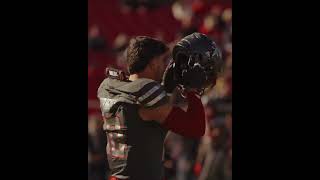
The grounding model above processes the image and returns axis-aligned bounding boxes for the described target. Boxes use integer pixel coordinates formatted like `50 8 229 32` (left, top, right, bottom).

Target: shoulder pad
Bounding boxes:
129 79 168 107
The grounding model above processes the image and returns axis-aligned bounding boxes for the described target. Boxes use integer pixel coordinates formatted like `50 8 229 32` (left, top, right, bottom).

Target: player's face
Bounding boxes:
153 51 170 82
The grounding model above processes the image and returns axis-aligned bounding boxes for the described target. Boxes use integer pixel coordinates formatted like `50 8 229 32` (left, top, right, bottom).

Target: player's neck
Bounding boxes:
129 72 154 81
129 74 139 81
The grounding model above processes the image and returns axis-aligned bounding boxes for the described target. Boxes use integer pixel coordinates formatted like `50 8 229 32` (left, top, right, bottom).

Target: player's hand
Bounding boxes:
178 86 203 98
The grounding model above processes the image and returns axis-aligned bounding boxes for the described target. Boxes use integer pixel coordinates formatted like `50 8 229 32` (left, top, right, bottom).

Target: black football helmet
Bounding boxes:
172 32 223 93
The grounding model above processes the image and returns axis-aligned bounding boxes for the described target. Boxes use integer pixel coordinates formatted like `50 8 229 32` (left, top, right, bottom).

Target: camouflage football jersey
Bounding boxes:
97 77 169 180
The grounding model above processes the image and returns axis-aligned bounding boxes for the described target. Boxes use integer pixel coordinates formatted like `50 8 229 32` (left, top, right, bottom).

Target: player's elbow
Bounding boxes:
185 130 204 139
191 122 205 138
198 124 206 137
162 107 206 139
182 117 205 139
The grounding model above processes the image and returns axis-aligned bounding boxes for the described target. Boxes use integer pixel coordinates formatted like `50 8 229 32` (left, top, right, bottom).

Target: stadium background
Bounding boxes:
88 0 232 180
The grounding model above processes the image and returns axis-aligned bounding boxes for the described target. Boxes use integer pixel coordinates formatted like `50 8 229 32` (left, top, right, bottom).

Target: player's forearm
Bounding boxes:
162 92 205 138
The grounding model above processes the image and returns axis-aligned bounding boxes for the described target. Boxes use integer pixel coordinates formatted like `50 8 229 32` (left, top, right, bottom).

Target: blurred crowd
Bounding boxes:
88 0 232 180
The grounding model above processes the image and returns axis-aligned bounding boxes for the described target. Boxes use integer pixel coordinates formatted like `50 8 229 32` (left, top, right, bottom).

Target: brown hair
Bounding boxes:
126 36 168 74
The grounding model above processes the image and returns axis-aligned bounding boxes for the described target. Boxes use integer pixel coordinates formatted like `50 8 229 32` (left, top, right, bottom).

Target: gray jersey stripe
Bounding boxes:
139 85 164 105
138 85 160 102
115 175 129 179
145 91 166 107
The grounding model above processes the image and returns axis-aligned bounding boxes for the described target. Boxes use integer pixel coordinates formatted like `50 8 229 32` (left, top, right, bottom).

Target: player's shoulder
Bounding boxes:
97 77 129 97
132 78 161 93
131 78 168 108
98 77 168 107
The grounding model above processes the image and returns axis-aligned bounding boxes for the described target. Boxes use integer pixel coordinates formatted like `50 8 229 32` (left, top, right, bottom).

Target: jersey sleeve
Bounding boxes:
134 81 169 108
